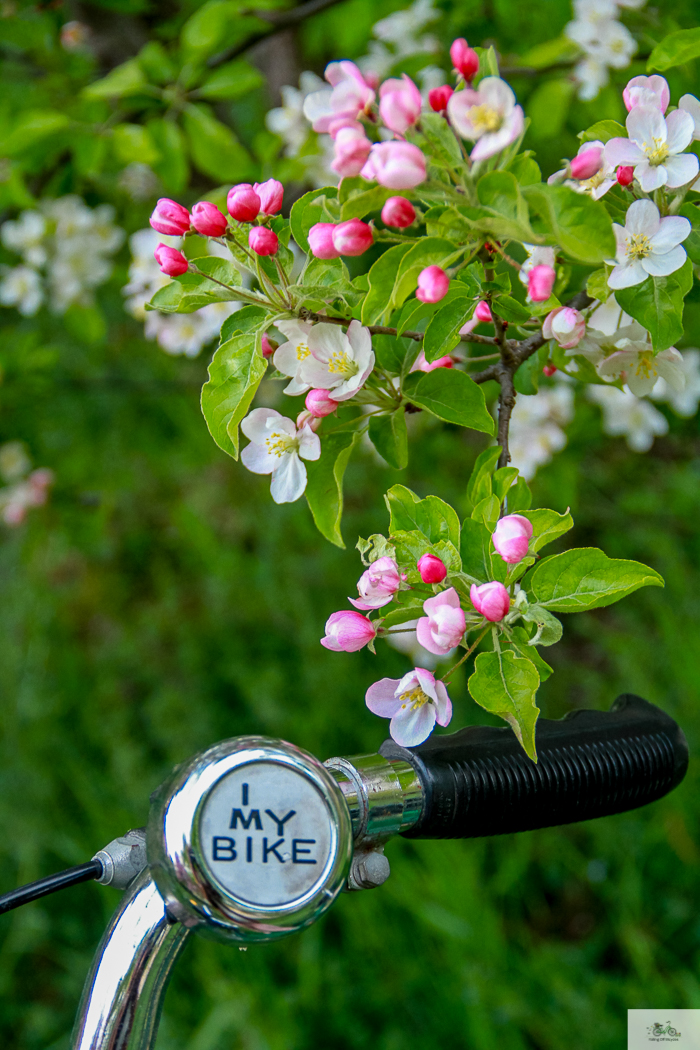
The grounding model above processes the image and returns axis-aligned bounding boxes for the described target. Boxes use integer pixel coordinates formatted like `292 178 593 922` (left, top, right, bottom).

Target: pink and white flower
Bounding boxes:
470 581 510 622
379 75 423 135
623 75 670 114
411 351 454 372
361 142 427 189
492 515 533 564
608 199 690 290
605 107 699 193
303 60 375 133
150 198 191 236
447 77 525 161
542 306 586 349
528 265 555 303
381 197 416 228
519 244 556 289
273 319 315 395
365 667 452 746
596 324 685 397
331 125 373 178
549 140 615 199
679 95 700 141
416 265 449 303
305 388 339 417
240 407 320 503
349 555 402 610
300 319 375 401
321 610 377 652
416 587 466 656
254 179 284 215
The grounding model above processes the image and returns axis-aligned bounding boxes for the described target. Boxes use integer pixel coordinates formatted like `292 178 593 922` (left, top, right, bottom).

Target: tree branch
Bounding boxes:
208 0 347 67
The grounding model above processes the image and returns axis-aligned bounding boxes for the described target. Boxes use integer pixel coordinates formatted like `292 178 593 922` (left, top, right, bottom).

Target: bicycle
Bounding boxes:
0 694 688 1050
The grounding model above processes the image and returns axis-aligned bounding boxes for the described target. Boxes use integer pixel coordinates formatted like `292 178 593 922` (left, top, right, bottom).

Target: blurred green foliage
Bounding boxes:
3 0 700 1047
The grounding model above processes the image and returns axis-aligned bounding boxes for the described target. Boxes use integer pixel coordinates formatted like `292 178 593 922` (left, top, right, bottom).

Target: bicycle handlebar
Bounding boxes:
0 694 686 1050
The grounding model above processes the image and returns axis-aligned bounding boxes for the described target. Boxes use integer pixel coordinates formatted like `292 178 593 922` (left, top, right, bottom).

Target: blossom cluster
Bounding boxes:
0 197 124 316
566 0 645 101
0 442 53 527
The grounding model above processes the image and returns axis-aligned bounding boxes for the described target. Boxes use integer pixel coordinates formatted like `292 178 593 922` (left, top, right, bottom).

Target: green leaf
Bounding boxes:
423 298 473 362
219 304 270 343
615 258 693 352
386 485 460 548
508 627 554 679
391 531 461 581
519 605 563 647
522 508 574 552
305 431 361 548
468 650 540 762
391 238 462 312
492 466 519 502
340 183 395 221
3 110 70 156
396 298 439 336
200 331 267 460
513 348 546 395
362 244 414 325
148 120 188 193
192 255 242 292
83 59 147 99
586 267 612 303
112 123 160 166
466 445 501 510
520 36 580 69
526 79 575 141
679 204 700 265
523 183 615 264
471 495 500 528
473 171 536 241
368 410 408 469
181 0 267 57
578 120 626 144
505 153 542 186
194 59 264 100
648 27 700 71
419 111 462 164
526 547 664 612
493 295 531 324
402 370 495 434
459 517 506 583
183 103 253 183
508 475 532 513
138 41 176 84
380 600 427 629
289 187 338 252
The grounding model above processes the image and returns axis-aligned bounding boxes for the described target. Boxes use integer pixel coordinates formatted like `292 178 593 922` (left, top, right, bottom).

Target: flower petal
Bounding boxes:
607 260 648 289
665 108 695 154
307 322 349 364
416 617 453 656
625 198 660 237
643 244 687 277
389 703 436 747
240 441 276 474
366 678 403 717
648 216 691 254
626 105 666 149
480 76 516 112
434 681 453 727
297 426 321 461
635 162 667 193
663 153 699 189
241 407 283 442
471 108 524 160
414 667 438 703
270 454 307 503
605 137 644 167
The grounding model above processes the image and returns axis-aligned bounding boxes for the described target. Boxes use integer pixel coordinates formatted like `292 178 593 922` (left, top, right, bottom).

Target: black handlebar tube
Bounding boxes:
380 695 688 839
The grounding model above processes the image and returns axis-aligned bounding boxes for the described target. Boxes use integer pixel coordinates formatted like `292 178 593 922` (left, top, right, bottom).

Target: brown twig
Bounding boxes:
299 309 499 346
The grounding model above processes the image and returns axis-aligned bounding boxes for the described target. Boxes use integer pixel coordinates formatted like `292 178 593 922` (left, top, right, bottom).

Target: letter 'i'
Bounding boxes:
242 784 249 805
246 836 253 862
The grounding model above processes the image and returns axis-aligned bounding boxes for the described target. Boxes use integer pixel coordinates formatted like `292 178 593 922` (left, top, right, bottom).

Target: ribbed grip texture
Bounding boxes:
379 695 688 839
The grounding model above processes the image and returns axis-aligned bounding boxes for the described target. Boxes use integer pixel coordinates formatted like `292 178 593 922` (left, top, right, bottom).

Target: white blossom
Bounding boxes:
240 408 320 503
1 211 47 267
605 107 698 193
0 265 44 316
651 348 700 417
508 383 575 479
566 0 646 101
266 72 325 157
597 336 684 397
273 319 315 395
447 78 525 161
588 384 668 451
608 199 690 290
300 320 375 400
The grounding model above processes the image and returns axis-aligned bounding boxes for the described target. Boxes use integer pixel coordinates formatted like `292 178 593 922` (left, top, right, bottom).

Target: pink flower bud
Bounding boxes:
332 218 373 257
331 125 372 178
475 300 492 323
248 226 279 256
305 388 339 417
492 514 533 565
470 581 510 622
617 165 634 187
254 178 284 215
296 409 321 431
381 196 416 228
570 146 603 181
428 85 454 112
416 265 449 304
308 222 340 259
417 553 447 583
543 364 557 377
450 38 480 80
412 351 454 372
227 183 261 222
154 244 189 276
622 75 670 114
349 556 402 611
149 198 191 236
379 74 423 135
261 333 277 358
191 201 228 237
528 264 555 303
416 587 466 655
542 305 585 349
361 141 427 189
321 610 377 652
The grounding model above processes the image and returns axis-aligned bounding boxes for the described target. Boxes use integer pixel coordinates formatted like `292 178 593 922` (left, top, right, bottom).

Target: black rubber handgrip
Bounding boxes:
379 695 688 839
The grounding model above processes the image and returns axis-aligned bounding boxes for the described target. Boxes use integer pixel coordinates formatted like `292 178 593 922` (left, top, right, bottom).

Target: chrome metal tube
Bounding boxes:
71 869 189 1050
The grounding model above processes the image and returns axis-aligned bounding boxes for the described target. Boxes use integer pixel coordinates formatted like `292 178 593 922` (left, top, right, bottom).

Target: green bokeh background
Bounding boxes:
3 0 700 1047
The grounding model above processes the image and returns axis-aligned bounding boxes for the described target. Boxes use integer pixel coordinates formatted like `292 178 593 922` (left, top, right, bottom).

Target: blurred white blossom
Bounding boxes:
508 383 575 479
651 348 700 417
588 384 668 451
0 196 124 315
566 0 643 100
123 228 240 358
359 0 440 78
